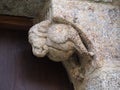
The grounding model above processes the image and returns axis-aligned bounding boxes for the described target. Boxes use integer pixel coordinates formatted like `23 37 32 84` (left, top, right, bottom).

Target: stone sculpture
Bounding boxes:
0 0 119 90
28 17 95 90
28 0 120 90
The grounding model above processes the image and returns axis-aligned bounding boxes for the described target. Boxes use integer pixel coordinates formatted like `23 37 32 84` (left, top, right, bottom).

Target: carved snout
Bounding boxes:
28 22 49 57
32 43 48 57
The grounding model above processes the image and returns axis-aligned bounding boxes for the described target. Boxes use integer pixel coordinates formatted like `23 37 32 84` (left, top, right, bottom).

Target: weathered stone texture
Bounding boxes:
50 0 120 66
85 68 120 90
0 0 48 17
44 0 120 90
27 0 120 90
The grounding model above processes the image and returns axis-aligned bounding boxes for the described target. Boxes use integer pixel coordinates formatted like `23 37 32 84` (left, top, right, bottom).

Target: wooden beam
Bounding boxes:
0 15 33 31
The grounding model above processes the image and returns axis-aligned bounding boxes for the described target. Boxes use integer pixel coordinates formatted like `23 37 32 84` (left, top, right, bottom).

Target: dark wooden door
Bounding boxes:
0 16 73 90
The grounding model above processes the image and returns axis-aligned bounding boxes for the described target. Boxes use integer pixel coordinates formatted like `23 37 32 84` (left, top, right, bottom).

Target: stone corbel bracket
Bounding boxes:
28 17 95 88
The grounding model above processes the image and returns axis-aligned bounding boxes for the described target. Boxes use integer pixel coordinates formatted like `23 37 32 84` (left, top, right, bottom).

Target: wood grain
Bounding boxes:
0 16 74 90
0 15 33 30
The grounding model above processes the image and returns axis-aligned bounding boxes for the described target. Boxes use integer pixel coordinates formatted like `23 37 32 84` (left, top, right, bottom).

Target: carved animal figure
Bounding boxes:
28 19 94 84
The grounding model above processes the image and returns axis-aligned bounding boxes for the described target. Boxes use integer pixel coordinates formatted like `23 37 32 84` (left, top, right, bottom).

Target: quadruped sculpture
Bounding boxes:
28 17 95 90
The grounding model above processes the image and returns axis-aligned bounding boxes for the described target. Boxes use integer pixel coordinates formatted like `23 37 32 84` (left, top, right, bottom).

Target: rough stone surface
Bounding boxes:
50 0 120 65
0 0 48 17
47 0 120 90
85 67 120 90
28 0 120 90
